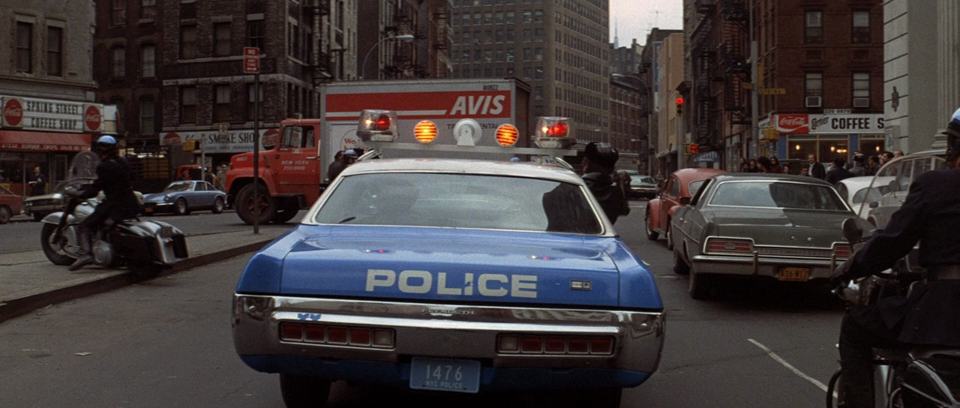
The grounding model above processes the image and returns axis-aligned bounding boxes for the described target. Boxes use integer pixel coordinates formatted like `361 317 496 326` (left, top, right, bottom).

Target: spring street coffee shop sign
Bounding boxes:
1 96 103 133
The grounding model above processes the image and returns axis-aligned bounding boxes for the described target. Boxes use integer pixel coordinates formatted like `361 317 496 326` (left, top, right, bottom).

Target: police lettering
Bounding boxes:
365 269 538 298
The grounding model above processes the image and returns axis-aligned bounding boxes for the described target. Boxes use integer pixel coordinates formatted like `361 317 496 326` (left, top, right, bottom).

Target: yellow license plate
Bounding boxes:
778 267 811 282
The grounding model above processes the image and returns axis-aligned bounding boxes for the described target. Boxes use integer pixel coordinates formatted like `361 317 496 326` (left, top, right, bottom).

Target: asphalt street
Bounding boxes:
0 211 302 254
0 201 844 408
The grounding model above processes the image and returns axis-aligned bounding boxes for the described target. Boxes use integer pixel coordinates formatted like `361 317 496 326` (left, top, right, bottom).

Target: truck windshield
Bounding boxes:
314 173 603 234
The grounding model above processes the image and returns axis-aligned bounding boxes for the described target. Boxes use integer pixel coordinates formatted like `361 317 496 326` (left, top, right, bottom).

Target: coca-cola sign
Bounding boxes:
83 104 102 132
776 114 810 134
0 95 105 133
2 97 24 128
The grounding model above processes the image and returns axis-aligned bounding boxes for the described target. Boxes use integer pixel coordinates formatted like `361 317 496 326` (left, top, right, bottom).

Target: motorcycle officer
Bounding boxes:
581 142 629 223
67 135 142 271
832 108 960 407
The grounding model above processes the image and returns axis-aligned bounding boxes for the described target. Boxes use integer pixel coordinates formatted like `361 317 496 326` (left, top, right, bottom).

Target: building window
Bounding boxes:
805 11 823 44
805 72 823 107
247 83 262 121
180 87 197 124
852 11 870 44
214 85 232 122
111 47 125 78
246 18 265 51
853 72 870 107
141 45 156 78
141 0 157 19
140 98 155 135
214 22 232 57
16 22 32 73
180 24 198 59
111 0 126 26
46 26 62 76
288 22 300 58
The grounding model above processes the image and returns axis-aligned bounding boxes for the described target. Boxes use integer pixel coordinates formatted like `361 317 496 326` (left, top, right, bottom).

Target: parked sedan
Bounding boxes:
0 185 23 224
143 180 226 215
670 174 858 299
23 181 68 221
836 176 893 221
628 175 658 199
645 168 725 248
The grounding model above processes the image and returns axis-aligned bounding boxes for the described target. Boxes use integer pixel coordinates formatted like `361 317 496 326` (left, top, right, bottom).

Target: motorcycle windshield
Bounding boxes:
66 151 100 189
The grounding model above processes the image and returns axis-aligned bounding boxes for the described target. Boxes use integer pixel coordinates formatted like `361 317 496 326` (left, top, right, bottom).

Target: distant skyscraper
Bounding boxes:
450 0 610 143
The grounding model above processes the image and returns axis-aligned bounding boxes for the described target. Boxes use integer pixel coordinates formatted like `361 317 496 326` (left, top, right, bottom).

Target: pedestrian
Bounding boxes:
804 154 826 179
894 150 904 158
866 155 881 176
849 153 867 177
768 156 785 174
756 157 772 173
580 142 629 223
327 149 357 182
880 151 895 166
739 158 750 172
826 157 854 185
28 165 46 196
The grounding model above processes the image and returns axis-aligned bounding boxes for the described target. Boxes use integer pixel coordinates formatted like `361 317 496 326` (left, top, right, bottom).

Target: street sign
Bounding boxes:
759 88 787 96
243 47 261 74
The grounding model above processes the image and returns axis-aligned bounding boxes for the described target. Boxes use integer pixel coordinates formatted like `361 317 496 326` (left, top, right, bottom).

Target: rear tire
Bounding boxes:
212 197 225 214
0 205 11 224
673 247 690 275
279 374 330 408
645 211 659 241
689 269 712 300
235 183 275 225
41 223 76 265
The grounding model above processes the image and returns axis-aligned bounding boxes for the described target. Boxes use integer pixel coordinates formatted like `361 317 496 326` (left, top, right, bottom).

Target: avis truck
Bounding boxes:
224 78 532 225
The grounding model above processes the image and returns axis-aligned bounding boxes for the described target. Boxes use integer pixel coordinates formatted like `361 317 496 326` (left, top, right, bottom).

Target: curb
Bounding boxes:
0 238 274 323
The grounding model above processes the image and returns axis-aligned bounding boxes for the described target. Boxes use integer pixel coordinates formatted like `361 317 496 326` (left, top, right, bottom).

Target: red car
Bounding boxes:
645 168 725 248
0 185 23 224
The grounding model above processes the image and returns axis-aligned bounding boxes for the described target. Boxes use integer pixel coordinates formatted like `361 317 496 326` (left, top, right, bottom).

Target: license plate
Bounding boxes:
409 358 481 394
778 267 811 282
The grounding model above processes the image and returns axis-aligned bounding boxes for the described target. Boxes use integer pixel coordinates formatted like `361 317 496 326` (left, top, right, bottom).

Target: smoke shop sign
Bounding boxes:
0 96 103 133
162 129 269 154
774 113 884 135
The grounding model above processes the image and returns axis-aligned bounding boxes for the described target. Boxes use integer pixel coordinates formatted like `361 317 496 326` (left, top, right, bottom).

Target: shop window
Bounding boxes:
820 139 848 165
860 138 884 156
789 139 817 161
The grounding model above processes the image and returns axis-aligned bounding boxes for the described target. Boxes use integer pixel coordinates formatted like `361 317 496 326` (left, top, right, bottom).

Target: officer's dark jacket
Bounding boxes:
81 157 140 210
849 168 960 346
582 171 628 224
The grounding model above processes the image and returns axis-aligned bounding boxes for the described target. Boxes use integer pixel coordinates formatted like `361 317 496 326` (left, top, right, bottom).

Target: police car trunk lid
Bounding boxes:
279 226 621 308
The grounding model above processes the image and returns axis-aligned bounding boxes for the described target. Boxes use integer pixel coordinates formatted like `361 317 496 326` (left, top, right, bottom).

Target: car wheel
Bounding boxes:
235 183 275 226
279 374 330 408
0 206 11 224
175 198 190 216
41 223 76 265
645 211 659 241
272 200 300 224
212 197 225 214
673 246 690 275
689 269 712 300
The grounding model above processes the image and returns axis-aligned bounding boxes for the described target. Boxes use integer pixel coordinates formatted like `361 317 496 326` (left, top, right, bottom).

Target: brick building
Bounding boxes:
639 28 682 175
357 0 452 80
609 74 645 171
1 0 104 195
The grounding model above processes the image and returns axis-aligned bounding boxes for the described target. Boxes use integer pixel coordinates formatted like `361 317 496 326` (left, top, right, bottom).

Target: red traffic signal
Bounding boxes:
675 97 685 115
687 144 700 155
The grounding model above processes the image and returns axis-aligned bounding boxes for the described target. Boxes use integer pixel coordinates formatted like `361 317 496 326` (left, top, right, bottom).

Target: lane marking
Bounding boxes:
747 338 829 393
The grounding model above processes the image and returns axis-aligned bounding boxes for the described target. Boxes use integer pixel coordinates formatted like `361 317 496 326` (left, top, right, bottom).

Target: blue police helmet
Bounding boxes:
948 108 960 160
96 135 118 146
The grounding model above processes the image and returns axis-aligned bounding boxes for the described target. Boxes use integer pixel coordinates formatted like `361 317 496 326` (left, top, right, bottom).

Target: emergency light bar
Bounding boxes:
357 110 399 142
534 117 574 149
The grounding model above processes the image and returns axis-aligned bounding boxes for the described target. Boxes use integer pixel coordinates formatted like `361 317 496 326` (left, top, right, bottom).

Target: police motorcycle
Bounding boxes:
826 218 960 408
40 151 189 275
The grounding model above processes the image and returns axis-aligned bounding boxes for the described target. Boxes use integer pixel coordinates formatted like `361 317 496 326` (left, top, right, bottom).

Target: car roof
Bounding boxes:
339 158 584 185
713 173 833 185
672 167 725 182
838 176 875 188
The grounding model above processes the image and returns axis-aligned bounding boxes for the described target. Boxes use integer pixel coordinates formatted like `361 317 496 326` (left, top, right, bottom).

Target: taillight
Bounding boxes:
279 322 394 349
706 238 754 255
834 244 851 258
497 334 615 356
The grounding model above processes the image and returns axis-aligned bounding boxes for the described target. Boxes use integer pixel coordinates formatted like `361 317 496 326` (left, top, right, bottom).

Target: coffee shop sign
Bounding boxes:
1 96 103 133
162 129 270 154
774 113 884 135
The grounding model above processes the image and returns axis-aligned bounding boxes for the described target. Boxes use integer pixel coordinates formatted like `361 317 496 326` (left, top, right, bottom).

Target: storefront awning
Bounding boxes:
0 130 90 152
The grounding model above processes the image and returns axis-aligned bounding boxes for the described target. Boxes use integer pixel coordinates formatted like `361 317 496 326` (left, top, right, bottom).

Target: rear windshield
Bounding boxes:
314 173 603 234
709 181 847 211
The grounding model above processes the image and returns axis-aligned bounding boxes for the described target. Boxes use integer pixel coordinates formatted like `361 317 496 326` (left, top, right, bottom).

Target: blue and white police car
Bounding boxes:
232 113 664 407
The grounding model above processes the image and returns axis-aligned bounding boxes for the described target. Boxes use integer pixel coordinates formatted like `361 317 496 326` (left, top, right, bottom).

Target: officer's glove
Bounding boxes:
830 260 853 288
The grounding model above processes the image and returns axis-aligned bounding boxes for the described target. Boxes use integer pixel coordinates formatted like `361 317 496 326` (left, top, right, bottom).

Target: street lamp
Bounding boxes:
360 34 416 80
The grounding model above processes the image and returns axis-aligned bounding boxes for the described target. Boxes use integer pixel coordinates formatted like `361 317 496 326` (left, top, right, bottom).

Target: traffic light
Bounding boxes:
675 97 685 115
687 144 700 155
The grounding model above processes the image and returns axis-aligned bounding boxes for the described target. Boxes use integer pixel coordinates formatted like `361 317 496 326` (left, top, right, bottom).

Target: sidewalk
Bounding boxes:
0 228 289 322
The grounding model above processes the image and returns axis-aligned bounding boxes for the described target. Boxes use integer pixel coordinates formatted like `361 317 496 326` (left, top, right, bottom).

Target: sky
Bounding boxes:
609 0 684 47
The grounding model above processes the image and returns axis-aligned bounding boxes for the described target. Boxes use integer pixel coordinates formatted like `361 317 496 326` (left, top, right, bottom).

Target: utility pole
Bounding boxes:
244 47 262 234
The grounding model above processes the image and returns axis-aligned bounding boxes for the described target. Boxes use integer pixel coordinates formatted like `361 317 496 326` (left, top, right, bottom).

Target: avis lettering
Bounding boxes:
365 269 537 298
449 95 506 116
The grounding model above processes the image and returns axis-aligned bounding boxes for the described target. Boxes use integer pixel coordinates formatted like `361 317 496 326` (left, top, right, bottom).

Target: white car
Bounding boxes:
835 176 892 221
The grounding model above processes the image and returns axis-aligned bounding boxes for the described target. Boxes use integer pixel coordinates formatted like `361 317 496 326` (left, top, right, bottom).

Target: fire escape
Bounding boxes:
692 0 719 148
384 6 418 79
306 0 332 84
718 0 750 126
433 2 453 78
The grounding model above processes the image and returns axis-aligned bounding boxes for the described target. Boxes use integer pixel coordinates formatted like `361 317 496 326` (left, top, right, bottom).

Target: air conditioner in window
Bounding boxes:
805 95 823 108
853 97 870 108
